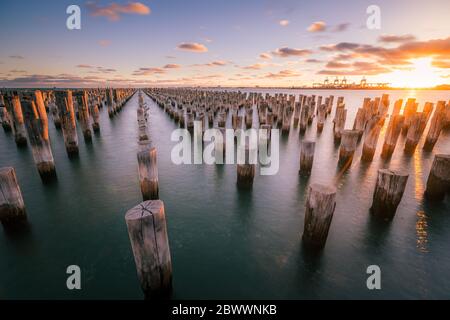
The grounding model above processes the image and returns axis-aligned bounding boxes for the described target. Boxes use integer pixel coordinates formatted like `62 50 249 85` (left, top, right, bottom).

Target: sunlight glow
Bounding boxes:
388 58 443 88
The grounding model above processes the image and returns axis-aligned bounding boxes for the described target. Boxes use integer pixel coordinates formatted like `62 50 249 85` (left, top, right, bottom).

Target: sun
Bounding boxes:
387 58 443 88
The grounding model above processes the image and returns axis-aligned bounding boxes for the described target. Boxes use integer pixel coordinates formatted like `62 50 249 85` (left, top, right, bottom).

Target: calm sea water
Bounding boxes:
0 89 449 299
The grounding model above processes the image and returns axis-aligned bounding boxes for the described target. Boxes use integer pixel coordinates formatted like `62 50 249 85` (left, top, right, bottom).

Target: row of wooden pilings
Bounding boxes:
123 90 172 299
0 88 135 228
130 88 450 258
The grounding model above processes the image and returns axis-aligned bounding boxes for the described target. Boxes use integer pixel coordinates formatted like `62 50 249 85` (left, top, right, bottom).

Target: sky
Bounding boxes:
0 0 449 88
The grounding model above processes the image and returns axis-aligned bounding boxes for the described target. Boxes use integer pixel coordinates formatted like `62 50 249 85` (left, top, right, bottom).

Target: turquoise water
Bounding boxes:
0 89 449 299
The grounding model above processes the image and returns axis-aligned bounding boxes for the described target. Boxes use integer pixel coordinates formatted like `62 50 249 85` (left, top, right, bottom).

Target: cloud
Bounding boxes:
332 23 350 32
272 47 312 57
279 20 289 26
9 55 24 59
166 55 176 59
98 39 112 47
318 61 390 76
192 60 229 67
242 63 264 70
325 61 350 68
9 69 27 73
378 34 416 43
264 69 300 78
0 74 105 87
307 21 326 32
305 59 323 63
432 60 450 68
133 67 166 76
177 42 208 52
163 64 181 69
319 37 450 68
97 67 117 73
259 53 272 60
76 64 95 68
87 1 151 21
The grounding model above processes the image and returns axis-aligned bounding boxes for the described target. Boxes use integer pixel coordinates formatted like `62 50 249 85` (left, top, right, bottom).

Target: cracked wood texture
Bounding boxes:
0 167 27 225
125 200 172 299
425 154 450 201
302 183 337 249
370 169 409 220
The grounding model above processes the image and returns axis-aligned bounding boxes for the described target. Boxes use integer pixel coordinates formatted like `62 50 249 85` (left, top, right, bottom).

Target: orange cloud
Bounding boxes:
307 21 326 32
279 20 289 26
259 53 272 60
177 42 208 52
87 2 151 22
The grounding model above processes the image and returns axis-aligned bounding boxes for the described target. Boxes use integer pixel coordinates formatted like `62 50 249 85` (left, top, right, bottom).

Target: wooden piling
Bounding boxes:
333 105 346 142
302 183 336 249
316 104 327 133
21 92 56 181
137 147 159 201
6 93 27 146
55 90 79 157
404 112 427 154
361 117 382 161
0 94 12 131
381 114 404 158
125 200 172 299
338 130 359 167
237 144 256 187
423 101 446 151
424 154 450 201
75 91 92 141
0 167 27 226
299 141 315 175
370 169 409 220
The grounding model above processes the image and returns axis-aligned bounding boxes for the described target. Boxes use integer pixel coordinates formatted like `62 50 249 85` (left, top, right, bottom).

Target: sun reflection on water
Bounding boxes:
416 211 429 253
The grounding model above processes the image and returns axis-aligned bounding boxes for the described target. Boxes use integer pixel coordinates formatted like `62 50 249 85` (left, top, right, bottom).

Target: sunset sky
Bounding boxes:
0 0 449 88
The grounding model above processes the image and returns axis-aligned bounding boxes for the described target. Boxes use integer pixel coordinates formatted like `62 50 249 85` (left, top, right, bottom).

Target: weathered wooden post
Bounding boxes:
137 147 159 201
74 91 92 141
423 101 446 151
361 117 382 161
48 94 62 129
245 108 253 129
6 93 27 146
424 154 450 201
90 94 101 132
55 90 79 157
370 169 409 220
237 144 256 187
333 105 346 142
402 98 418 133
106 88 115 117
0 94 12 131
302 183 336 249
0 167 27 226
381 114 404 158
316 104 327 133
293 102 300 127
299 141 315 175
404 112 427 154
299 104 309 134
352 108 366 139
338 130 359 167
125 200 172 299
21 92 56 182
